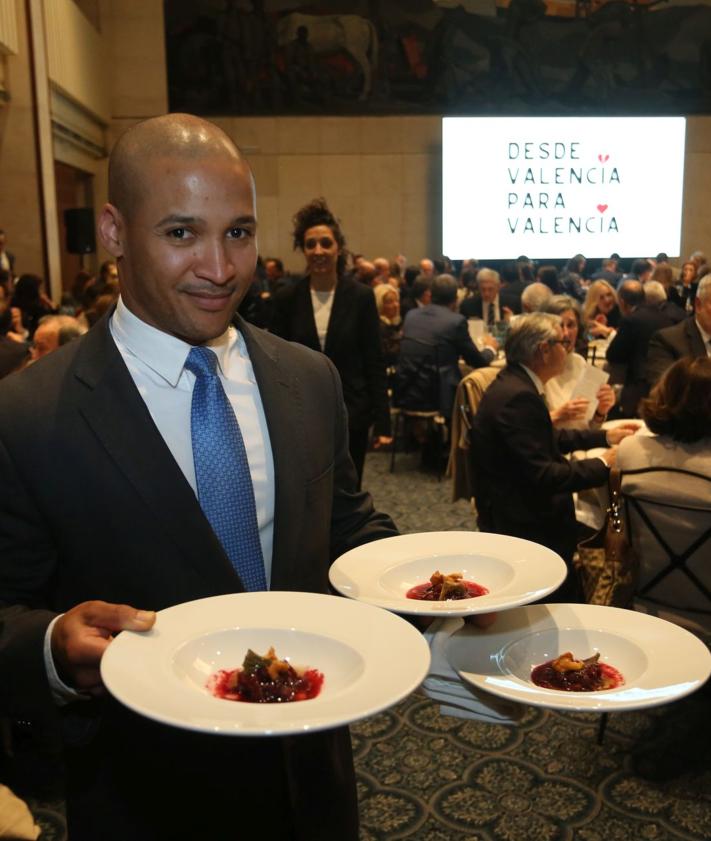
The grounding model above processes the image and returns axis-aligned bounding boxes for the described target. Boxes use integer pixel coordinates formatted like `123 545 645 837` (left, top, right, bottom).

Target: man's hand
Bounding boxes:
601 447 618 467
51 601 156 696
588 320 614 339
595 383 615 416
502 306 514 323
550 398 589 425
372 435 393 450
605 423 640 445
482 334 498 351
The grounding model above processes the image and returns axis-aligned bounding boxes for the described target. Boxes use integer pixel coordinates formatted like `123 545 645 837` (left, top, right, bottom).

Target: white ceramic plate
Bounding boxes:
100 591 430 736
329 532 567 617
602 419 650 435
446 603 711 712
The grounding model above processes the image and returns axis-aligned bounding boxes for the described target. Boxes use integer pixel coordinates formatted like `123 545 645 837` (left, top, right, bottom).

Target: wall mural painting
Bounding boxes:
164 0 711 116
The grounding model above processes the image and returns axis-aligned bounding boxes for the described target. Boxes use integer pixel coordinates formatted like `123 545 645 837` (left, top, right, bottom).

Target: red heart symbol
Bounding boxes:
598 154 609 162
597 204 608 213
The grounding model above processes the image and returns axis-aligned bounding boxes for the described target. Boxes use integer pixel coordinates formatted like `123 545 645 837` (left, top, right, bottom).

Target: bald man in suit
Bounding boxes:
0 114 396 841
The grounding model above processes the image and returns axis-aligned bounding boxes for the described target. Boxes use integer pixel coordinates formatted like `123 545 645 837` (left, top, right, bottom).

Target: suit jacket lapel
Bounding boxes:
238 319 307 588
73 313 314 593
73 316 239 591
294 278 320 350
688 319 707 357
508 363 540 396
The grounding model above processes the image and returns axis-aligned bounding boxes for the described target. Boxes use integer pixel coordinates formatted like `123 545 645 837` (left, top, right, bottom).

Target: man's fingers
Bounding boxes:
51 602 156 690
603 447 617 466
81 601 156 633
71 666 104 693
607 426 637 445
60 633 113 665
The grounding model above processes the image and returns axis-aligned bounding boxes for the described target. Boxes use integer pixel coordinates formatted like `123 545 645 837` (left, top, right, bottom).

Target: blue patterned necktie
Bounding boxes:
184 346 267 591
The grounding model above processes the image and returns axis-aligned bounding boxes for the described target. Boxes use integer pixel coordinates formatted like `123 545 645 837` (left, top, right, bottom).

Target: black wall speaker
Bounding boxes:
64 208 96 254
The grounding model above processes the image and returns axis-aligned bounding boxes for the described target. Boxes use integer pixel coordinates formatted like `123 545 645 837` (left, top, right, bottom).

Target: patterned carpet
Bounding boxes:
2 450 710 840
355 451 711 841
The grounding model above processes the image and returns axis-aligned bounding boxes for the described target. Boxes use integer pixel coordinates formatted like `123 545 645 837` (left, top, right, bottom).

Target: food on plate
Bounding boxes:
406 570 488 601
208 646 324 703
531 651 624 692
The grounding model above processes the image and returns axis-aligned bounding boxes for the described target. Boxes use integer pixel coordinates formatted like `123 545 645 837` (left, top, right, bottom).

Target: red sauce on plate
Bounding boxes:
207 648 324 703
531 654 624 692
209 666 324 703
406 580 488 601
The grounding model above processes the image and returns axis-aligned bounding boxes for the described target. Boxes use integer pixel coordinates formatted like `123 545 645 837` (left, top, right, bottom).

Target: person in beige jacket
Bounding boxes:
618 356 711 638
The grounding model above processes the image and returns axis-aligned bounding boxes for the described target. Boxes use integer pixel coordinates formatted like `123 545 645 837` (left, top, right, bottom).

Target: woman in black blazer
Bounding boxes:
271 199 391 487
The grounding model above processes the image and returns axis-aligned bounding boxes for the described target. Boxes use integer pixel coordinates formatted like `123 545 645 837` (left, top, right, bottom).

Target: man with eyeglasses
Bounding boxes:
470 313 637 600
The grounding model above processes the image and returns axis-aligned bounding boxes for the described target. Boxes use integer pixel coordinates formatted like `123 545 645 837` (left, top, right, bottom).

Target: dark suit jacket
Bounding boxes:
271 275 390 435
470 365 608 564
399 293 424 320
645 317 708 387
0 336 28 379
399 303 494 418
0 313 397 841
606 302 686 416
459 289 521 319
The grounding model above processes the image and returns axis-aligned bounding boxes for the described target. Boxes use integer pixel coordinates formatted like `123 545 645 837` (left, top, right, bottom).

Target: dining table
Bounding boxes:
573 419 651 530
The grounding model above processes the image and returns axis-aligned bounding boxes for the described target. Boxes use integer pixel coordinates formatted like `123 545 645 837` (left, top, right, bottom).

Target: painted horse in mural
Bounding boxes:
277 13 378 100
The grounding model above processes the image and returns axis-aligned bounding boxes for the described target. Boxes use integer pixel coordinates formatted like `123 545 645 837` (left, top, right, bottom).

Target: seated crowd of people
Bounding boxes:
4 116 711 841
0 233 122 378
2 217 710 638
241 237 711 635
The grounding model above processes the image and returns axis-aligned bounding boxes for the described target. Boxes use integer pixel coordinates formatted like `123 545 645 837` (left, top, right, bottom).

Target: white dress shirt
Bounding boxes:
695 318 711 357
45 297 275 702
310 287 335 351
520 364 545 397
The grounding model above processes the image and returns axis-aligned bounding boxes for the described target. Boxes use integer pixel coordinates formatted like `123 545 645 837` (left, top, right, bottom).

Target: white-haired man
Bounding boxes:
460 268 520 323
646 274 711 385
520 281 553 313
470 313 635 599
30 314 86 361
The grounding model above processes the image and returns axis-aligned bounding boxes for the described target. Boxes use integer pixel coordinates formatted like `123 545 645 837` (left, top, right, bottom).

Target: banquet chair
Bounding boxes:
596 466 711 748
620 467 711 638
390 337 447 475
448 366 498 503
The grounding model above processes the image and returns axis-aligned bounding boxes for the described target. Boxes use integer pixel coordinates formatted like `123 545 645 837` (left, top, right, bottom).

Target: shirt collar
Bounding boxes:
520 363 545 397
695 317 711 347
111 296 240 386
